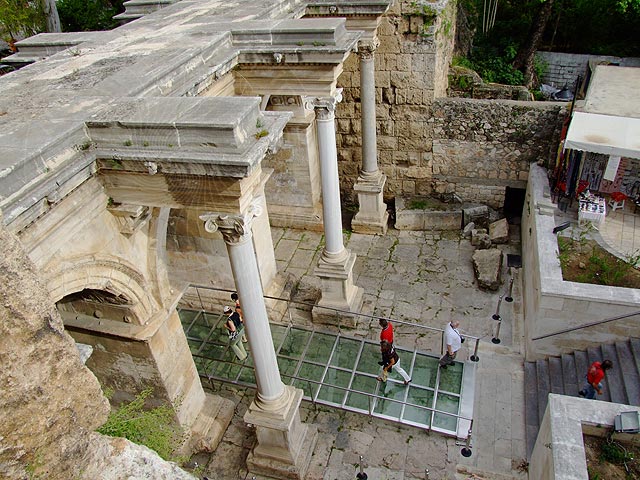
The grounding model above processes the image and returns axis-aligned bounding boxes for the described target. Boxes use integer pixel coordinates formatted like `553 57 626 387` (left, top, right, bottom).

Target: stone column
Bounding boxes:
304 90 364 325
352 39 389 234
199 200 317 480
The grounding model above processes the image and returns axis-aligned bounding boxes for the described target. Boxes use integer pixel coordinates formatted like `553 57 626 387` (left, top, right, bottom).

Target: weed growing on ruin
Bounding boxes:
557 234 640 288
97 387 185 461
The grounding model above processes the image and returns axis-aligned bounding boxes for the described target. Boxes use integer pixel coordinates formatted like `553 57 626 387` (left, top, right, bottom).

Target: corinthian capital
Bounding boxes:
199 200 263 245
303 89 343 121
358 38 380 60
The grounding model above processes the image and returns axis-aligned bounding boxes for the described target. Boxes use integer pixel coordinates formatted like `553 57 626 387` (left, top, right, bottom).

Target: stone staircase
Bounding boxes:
524 338 640 459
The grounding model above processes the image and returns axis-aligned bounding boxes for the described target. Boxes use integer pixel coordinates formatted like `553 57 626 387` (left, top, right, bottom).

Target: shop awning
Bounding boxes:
564 111 640 160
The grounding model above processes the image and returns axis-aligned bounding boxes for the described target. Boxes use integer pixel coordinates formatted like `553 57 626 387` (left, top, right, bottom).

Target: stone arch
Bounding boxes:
45 254 158 325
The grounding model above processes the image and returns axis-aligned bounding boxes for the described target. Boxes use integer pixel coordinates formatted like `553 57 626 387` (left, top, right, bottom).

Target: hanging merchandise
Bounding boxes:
603 156 621 182
579 152 606 191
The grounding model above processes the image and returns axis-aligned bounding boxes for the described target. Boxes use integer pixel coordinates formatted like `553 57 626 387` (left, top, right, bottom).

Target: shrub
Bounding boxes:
97 388 185 461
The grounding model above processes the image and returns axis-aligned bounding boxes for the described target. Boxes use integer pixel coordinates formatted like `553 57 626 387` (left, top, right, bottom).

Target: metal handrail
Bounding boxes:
531 309 640 341
187 284 481 360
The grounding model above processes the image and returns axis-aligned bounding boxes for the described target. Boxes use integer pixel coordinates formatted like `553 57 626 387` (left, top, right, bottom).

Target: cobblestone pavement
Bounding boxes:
189 226 528 480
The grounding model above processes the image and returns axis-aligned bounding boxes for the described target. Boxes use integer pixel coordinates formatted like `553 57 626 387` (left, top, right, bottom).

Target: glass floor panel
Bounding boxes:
178 308 472 436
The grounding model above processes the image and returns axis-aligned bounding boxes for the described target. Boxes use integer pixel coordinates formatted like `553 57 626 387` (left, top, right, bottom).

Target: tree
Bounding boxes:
44 0 61 33
512 0 555 88
57 0 125 32
0 0 45 49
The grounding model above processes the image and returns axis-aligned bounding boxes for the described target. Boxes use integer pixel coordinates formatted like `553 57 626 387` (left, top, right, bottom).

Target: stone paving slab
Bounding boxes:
188 226 529 480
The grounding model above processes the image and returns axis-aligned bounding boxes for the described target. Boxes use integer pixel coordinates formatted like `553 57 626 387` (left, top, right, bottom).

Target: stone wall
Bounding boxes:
536 51 640 88
336 0 457 203
431 98 567 207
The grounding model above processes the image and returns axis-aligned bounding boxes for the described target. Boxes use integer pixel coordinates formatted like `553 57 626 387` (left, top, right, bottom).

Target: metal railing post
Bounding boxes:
470 338 480 362
492 318 502 344
195 285 205 311
492 294 503 321
456 419 473 457
505 277 514 303
356 455 368 479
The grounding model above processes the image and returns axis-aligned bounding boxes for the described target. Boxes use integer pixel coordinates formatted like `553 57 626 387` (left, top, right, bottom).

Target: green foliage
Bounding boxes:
460 0 640 64
57 0 124 32
577 248 627 285
408 199 429 210
599 440 633 464
556 235 572 270
455 75 471 89
97 388 185 461
452 56 474 69
558 227 639 287
587 467 601 480
255 129 269 139
0 0 46 42
467 43 525 85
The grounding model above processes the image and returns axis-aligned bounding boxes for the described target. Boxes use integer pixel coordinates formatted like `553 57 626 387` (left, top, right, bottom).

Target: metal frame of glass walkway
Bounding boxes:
178 292 476 440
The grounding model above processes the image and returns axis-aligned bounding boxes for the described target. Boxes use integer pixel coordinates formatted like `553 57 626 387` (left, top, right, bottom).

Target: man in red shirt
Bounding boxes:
579 359 613 399
378 319 394 366
379 318 393 344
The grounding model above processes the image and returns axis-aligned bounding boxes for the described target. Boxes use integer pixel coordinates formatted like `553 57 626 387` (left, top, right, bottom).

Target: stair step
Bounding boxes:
601 343 626 404
548 356 564 394
561 353 578 397
616 340 640 406
574 350 589 394
630 338 640 377
536 360 551 423
524 361 539 460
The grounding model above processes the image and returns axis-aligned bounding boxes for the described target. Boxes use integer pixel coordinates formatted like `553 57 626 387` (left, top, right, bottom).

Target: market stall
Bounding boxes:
555 65 640 207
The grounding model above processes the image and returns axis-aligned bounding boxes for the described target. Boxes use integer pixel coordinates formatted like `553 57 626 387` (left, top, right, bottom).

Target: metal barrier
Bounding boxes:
186 283 482 363
196 355 473 437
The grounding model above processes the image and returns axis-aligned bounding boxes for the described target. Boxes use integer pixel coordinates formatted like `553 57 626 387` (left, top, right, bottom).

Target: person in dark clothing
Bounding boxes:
223 305 243 340
377 340 411 385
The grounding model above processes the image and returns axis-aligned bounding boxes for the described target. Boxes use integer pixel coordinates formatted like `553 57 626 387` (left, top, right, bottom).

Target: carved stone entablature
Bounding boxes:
303 89 343 120
268 96 302 108
107 203 151 237
199 199 263 245
358 38 380 59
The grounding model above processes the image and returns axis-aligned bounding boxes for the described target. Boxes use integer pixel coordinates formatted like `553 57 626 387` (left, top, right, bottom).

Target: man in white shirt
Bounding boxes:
439 320 463 369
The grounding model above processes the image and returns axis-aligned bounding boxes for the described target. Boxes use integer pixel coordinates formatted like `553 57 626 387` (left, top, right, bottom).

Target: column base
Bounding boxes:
244 386 318 480
312 250 364 328
352 172 388 235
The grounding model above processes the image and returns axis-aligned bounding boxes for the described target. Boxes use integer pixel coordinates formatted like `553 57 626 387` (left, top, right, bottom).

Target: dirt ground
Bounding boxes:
584 435 640 479
559 239 640 288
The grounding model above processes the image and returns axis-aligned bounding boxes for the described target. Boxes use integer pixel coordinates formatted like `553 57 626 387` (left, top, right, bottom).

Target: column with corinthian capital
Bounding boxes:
352 40 389 234
304 91 364 326
199 201 317 479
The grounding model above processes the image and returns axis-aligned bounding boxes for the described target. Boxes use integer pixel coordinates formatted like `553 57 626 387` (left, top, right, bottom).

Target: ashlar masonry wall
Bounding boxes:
336 0 457 203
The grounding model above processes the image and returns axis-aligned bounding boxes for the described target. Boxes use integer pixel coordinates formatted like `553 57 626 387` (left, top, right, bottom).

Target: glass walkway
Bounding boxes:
179 308 475 438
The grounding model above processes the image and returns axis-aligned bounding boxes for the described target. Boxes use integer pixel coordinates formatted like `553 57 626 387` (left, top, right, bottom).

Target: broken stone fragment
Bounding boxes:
472 248 503 291
489 218 509 244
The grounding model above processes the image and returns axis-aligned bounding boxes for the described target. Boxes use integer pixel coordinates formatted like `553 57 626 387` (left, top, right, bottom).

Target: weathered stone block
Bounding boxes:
472 248 503 290
463 205 489 229
489 218 510 244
